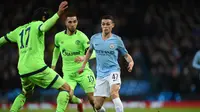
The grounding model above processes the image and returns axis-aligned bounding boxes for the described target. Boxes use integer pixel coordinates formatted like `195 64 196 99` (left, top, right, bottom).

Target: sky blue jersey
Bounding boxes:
90 33 128 78
192 51 200 69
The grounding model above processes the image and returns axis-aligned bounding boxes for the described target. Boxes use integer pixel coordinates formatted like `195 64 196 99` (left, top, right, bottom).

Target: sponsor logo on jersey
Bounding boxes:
95 50 114 55
62 49 80 56
110 44 115 49
75 40 80 45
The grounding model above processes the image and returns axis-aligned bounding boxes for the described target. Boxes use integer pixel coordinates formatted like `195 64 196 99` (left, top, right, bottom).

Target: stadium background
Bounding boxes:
1 0 200 111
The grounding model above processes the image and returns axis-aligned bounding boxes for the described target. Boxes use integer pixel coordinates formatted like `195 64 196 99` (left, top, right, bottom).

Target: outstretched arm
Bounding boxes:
39 1 68 32
0 36 8 47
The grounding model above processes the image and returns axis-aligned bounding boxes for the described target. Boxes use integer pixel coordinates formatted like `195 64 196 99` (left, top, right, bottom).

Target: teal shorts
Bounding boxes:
20 67 65 94
63 69 96 93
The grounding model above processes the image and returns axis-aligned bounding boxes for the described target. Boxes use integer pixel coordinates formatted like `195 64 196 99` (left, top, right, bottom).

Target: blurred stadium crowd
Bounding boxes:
1 0 200 102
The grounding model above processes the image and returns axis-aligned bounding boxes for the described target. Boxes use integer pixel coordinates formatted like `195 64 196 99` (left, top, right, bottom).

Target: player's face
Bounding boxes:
65 16 78 32
101 19 114 34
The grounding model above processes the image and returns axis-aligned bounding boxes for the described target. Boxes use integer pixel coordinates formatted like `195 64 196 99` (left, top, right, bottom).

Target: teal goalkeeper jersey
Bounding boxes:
6 21 46 75
53 30 90 72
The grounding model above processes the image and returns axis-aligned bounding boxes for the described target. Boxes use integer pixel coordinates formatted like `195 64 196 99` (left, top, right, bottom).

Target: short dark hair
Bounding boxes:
32 7 49 21
101 15 114 23
65 11 77 18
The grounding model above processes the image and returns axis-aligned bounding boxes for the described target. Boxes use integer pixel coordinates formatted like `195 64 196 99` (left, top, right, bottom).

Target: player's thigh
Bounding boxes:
78 69 96 93
29 67 65 89
94 78 110 97
20 77 35 96
107 72 121 97
108 71 121 88
63 72 77 91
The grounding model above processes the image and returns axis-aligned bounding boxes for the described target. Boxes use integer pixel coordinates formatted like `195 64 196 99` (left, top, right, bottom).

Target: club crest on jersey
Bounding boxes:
110 44 115 49
75 40 80 45
61 41 64 44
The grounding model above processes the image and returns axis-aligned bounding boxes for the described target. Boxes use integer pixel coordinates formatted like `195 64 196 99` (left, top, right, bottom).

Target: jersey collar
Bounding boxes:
64 30 77 35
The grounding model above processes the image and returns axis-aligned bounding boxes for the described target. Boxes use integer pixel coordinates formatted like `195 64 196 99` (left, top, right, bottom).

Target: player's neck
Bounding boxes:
102 32 112 40
66 29 76 36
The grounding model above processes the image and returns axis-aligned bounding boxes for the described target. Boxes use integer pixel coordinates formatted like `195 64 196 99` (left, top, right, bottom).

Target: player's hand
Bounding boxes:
74 56 85 63
78 66 85 74
51 66 56 70
127 61 134 72
57 1 68 16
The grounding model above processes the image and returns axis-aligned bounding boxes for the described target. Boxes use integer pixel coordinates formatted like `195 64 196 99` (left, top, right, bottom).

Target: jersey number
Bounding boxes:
19 27 31 49
112 73 118 81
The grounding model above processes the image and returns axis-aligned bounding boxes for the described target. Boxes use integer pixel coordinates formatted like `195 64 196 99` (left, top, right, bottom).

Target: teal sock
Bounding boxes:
71 95 81 104
56 91 70 112
10 94 26 112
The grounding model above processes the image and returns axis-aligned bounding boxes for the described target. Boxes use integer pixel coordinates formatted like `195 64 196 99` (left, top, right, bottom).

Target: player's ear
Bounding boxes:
112 22 115 28
42 16 46 21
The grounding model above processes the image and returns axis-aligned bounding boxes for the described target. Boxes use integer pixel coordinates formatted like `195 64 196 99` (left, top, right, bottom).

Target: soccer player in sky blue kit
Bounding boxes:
78 15 134 112
0 1 74 112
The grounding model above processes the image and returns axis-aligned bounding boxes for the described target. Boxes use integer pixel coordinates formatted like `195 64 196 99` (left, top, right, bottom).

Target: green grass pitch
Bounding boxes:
1 108 200 112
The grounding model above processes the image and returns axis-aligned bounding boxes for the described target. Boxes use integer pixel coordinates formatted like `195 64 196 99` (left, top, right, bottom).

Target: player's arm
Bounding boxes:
79 47 93 69
51 47 60 70
0 36 8 47
74 33 96 63
192 51 200 69
118 38 134 72
78 40 94 74
0 29 18 47
124 53 134 72
51 35 60 70
39 1 68 32
85 48 96 59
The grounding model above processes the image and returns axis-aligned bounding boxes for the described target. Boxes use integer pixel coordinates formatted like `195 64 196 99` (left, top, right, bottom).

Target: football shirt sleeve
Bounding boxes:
117 37 128 56
54 34 60 48
192 51 200 69
0 36 8 47
38 13 59 32
81 33 90 49
88 35 96 59
89 36 94 50
5 29 18 43
51 34 60 66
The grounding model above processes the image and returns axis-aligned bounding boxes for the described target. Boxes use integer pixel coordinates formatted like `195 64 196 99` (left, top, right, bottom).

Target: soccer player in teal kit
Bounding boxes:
51 12 96 112
78 15 134 112
0 1 74 112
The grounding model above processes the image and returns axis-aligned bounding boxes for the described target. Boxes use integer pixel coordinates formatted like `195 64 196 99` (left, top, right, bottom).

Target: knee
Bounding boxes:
94 102 102 110
23 90 34 98
60 83 73 98
88 95 95 104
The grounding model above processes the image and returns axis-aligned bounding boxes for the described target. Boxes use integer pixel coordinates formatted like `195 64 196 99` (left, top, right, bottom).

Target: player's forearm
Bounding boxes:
51 47 60 67
0 37 8 47
40 13 59 32
124 53 134 64
82 48 93 67
89 50 96 60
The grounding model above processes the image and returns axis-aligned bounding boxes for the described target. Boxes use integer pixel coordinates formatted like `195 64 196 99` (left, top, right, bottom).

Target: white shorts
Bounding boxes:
94 72 121 97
